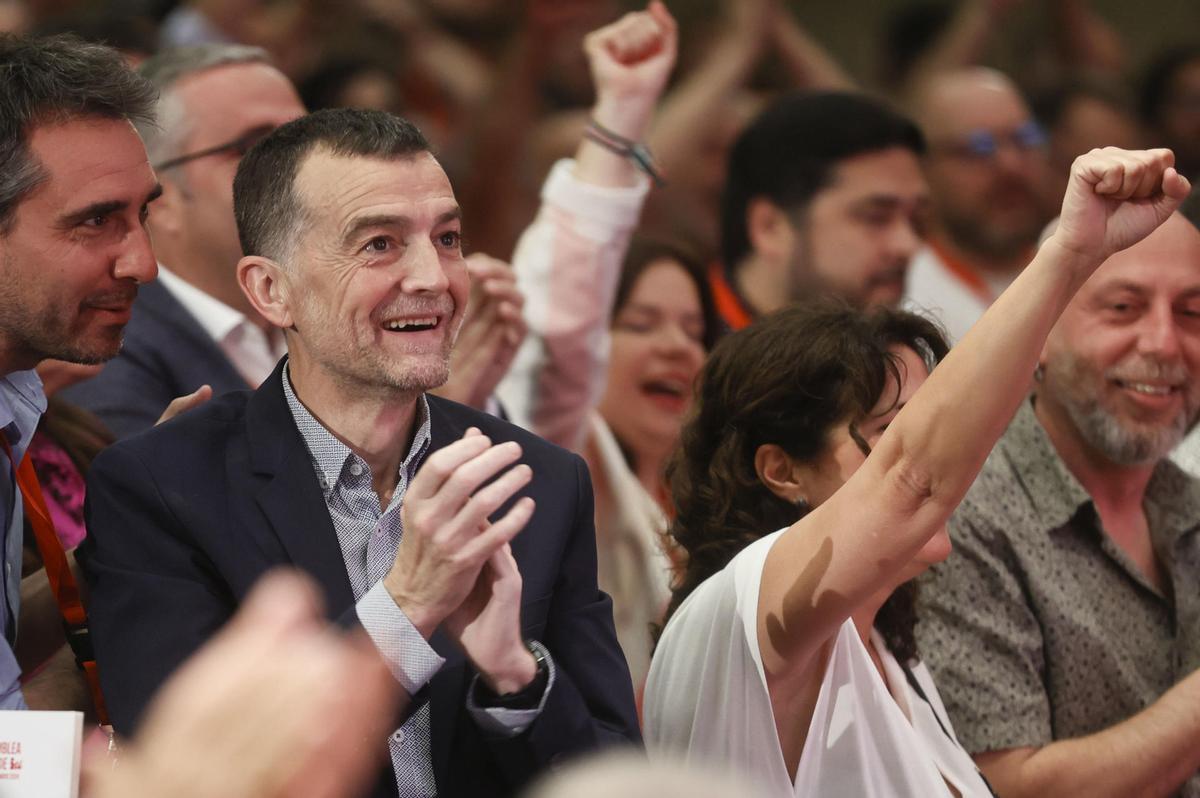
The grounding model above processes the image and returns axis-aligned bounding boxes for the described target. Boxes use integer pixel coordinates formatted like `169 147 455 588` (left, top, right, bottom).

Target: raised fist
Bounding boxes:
1050 147 1191 270
584 1 678 141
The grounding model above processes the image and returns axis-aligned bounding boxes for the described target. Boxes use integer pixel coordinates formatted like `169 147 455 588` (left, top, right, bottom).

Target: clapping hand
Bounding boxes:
384 429 534 641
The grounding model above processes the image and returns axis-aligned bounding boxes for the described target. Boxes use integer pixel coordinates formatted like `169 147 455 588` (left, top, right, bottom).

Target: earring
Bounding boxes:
794 496 811 514
1033 364 1044 383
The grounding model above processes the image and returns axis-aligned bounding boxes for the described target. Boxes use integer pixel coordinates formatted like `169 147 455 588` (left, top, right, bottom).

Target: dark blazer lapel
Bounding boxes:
428 631 466 792
423 399 472 790
137 280 250 392
245 361 356 617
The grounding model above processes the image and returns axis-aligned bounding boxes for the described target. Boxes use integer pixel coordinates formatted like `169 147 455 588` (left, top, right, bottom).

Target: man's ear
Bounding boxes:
238 255 293 329
753 443 810 505
746 197 798 265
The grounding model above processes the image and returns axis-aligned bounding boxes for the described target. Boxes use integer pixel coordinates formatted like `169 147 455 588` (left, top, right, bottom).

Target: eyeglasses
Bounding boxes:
930 121 1048 161
153 125 275 171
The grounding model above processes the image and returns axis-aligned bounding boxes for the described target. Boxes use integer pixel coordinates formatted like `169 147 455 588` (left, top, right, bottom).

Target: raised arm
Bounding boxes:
1048 0 1126 76
768 4 854 91
647 0 771 183
497 2 676 449
898 0 1020 97
757 148 1190 678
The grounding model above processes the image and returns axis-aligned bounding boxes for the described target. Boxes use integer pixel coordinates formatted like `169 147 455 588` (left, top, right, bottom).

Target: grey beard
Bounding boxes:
1064 396 1186 466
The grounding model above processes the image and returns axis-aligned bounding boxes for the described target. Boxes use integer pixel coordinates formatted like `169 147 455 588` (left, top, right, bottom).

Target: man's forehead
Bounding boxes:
919 72 1031 136
175 61 305 137
823 147 929 202
1088 214 1200 294
295 148 454 226
25 117 156 211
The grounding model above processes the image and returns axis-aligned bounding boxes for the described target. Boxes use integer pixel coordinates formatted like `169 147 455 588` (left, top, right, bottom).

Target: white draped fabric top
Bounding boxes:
644 529 993 798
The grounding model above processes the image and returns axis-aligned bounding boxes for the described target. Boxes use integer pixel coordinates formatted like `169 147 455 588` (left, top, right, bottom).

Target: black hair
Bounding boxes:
1140 45 1200 127
233 108 430 262
664 298 949 662
719 91 925 272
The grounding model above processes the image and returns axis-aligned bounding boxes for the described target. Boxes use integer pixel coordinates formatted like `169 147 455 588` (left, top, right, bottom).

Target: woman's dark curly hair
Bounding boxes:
662 297 948 663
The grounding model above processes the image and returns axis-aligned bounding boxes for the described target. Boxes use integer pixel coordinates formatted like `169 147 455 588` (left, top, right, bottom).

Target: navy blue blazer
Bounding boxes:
80 361 640 797
61 279 248 439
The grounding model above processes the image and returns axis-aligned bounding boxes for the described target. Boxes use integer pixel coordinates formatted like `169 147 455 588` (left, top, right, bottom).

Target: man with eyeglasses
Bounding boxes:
63 44 305 438
903 67 1055 343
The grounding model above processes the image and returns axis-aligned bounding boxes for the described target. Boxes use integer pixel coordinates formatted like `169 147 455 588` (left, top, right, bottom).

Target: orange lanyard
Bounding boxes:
929 239 998 305
708 262 754 332
1 435 108 723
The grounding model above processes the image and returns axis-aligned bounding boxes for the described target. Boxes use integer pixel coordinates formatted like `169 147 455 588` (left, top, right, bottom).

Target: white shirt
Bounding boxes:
156 266 286 387
645 529 992 798
904 246 1014 346
1172 425 1200 478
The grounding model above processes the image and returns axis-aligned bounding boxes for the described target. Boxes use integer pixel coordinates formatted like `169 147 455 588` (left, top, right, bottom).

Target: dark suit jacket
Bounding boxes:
80 362 640 797
61 279 248 439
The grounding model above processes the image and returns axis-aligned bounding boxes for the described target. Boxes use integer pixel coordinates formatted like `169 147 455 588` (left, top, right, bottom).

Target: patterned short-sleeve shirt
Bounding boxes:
916 399 1200 797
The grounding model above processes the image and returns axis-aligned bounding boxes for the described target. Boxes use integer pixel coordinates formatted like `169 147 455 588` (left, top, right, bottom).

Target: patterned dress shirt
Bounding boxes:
283 367 552 796
916 399 1200 797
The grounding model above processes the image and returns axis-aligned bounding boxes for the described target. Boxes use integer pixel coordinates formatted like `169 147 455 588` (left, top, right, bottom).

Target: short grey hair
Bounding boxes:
0 33 157 231
137 43 270 167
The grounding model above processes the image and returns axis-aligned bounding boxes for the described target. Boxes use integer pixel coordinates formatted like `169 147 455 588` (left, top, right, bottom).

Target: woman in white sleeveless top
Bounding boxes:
644 148 1189 796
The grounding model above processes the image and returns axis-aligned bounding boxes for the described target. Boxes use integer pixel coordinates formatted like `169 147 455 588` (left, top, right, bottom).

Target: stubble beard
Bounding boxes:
0 253 120 367
305 309 454 400
1043 350 1195 466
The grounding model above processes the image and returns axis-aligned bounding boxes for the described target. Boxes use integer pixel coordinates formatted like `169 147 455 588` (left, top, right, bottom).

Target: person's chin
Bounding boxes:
862 273 907 308
54 330 122 365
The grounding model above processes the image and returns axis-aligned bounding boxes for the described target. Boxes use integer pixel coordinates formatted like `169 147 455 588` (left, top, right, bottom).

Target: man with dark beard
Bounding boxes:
710 91 930 330
916 209 1200 797
904 67 1055 343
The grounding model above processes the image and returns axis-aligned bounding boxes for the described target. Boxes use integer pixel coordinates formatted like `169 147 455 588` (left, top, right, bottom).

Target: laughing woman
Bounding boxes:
644 148 1189 796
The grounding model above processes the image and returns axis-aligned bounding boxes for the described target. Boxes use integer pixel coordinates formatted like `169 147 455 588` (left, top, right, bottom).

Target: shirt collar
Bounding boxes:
1002 398 1200 544
281 363 431 497
156 265 249 345
0 370 47 455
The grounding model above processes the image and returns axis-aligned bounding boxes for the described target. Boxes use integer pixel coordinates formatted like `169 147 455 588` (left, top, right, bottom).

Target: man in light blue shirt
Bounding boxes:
0 33 160 710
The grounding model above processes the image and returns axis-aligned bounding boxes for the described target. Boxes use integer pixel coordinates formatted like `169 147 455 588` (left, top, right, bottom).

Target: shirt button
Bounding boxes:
391 729 405 744
349 463 364 477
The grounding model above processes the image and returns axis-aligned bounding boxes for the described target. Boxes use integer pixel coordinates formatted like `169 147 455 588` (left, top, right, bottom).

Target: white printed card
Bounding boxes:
0 710 83 797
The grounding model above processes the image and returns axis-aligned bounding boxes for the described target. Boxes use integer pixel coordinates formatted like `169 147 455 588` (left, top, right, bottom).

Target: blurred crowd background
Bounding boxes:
7 0 1200 268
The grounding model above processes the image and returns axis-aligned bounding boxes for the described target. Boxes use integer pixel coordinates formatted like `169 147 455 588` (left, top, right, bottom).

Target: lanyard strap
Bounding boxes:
707 262 754 332
1 434 108 724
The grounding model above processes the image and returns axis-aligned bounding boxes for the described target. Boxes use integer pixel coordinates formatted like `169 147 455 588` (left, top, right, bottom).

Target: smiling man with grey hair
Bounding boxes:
81 107 639 797
917 201 1200 796
63 42 306 438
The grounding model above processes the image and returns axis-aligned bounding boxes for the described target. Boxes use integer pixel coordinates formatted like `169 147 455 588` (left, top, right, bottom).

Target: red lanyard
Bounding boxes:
1 434 108 724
